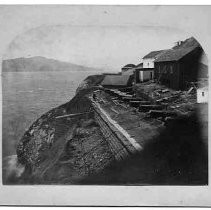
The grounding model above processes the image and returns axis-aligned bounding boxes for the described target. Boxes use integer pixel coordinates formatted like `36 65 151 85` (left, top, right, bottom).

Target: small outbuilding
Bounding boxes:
154 37 207 90
134 50 165 84
197 86 208 103
142 50 165 68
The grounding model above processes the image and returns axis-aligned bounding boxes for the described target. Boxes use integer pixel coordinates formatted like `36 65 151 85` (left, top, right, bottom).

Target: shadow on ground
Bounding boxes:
79 110 208 185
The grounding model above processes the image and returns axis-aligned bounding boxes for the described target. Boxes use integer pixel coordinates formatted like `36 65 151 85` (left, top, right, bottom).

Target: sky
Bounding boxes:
0 6 211 71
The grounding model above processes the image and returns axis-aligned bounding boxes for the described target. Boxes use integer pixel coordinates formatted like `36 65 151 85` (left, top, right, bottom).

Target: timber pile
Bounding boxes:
135 82 197 114
101 82 197 126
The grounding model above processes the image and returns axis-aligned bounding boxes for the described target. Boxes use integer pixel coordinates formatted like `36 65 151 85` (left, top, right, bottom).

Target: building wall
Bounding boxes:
199 50 208 66
140 70 154 82
101 75 134 89
154 62 180 90
135 69 141 83
179 47 204 89
143 58 155 68
154 47 204 90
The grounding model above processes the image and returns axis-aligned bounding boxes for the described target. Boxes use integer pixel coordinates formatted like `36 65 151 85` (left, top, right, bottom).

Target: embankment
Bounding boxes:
93 100 142 161
3 73 208 185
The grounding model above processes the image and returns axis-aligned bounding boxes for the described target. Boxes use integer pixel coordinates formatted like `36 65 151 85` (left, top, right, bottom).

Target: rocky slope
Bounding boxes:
4 74 114 184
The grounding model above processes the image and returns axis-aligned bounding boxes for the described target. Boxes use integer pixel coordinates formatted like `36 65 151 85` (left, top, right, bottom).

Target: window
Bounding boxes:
202 92 205 97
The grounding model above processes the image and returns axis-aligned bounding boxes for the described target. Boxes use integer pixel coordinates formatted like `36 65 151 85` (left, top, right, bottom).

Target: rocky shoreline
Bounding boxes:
4 74 115 184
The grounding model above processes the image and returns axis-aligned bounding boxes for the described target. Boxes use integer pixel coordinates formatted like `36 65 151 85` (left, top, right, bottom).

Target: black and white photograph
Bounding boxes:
0 3 210 206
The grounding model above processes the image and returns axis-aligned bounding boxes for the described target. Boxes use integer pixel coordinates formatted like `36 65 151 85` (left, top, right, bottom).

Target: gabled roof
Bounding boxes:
122 64 136 69
155 37 201 62
172 37 200 50
101 75 131 86
143 50 165 59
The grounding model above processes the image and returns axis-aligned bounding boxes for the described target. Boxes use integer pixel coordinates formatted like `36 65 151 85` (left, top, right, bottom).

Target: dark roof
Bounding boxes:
172 37 200 50
155 37 201 62
122 64 136 69
143 50 164 59
136 68 154 71
101 75 131 86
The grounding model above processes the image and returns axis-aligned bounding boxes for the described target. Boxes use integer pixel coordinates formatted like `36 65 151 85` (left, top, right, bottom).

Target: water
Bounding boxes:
2 71 101 158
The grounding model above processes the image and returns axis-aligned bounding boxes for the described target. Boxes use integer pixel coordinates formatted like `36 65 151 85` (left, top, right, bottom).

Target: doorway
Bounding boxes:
150 72 153 80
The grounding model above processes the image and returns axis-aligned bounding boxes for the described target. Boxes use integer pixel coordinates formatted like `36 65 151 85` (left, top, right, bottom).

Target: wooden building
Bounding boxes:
197 86 208 103
154 37 207 90
101 74 134 89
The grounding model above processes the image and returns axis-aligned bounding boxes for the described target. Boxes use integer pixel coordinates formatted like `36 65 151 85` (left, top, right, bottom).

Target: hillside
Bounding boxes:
2 56 99 72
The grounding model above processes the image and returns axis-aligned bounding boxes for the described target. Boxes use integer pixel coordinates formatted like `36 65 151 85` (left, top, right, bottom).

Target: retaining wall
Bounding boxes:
92 102 142 161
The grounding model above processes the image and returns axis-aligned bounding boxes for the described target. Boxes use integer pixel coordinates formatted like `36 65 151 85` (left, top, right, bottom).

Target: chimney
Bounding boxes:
174 41 183 47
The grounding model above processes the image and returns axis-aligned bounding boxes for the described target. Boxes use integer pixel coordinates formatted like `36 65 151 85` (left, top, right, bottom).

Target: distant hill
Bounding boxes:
2 56 100 72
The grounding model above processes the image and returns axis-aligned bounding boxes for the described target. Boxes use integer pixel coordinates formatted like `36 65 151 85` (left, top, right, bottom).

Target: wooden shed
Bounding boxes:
154 37 207 90
197 86 208 103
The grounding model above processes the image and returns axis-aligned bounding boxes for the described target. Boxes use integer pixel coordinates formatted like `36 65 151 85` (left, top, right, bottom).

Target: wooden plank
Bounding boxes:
55 111 93 119
110 107 119 114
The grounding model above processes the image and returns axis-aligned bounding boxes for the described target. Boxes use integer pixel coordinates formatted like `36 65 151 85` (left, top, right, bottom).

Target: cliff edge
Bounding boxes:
4 74 114 184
